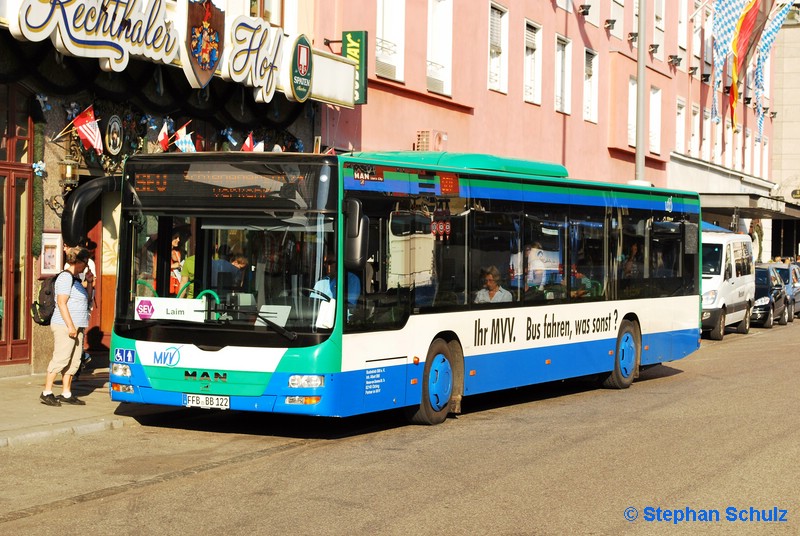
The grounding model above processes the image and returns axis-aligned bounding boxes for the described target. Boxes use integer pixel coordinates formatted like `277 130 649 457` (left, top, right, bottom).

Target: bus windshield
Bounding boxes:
116 157 341 344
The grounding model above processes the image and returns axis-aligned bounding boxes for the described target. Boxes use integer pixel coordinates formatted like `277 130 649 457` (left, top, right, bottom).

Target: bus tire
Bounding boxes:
406 338 455 425
602 320 639 389
709 309 725 341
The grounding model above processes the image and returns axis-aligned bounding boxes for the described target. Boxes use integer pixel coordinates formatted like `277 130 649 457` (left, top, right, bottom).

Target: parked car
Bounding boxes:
701 232 755 339
765 262 800 321
751 265 789 328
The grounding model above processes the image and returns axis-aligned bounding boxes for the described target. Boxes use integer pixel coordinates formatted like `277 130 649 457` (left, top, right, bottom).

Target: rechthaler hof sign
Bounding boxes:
5 0 319 105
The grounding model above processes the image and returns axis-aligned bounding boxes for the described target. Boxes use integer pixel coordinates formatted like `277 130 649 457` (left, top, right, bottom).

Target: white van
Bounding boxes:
701 231 756 340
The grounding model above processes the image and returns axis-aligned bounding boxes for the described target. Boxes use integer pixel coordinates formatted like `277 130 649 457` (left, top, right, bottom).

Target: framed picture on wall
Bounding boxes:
41 232 63 276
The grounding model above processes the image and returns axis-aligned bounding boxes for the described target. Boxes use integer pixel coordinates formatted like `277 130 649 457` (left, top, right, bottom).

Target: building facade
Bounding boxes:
0 0 356 376
316 1 798 256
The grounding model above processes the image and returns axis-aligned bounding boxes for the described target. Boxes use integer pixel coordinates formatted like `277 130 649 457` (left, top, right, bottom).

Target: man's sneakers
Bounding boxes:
40 393 61 406
57 394 86 405
39 392 86 406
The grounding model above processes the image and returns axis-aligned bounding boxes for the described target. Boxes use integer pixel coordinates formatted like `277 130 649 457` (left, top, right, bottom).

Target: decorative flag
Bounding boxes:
174 122 196 152
729 0 776 126
157 121 170 151
711 0 748 123
253 140 265 152
241 132 254 152
73 105 104 155
754 0 795 140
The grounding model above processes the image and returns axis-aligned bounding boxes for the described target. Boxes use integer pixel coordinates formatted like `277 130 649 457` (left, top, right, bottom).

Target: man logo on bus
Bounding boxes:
137 300 155 320
154 346 181 367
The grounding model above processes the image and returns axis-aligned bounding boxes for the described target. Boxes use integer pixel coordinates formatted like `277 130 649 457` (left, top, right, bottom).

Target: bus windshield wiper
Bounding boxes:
210 304 298 341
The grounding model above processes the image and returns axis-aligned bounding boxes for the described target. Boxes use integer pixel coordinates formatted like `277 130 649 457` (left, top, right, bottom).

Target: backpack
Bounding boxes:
31 271 69 326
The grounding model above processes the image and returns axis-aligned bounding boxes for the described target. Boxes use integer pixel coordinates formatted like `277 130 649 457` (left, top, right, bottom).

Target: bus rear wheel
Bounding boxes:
406 338 456 425
602 320 639 389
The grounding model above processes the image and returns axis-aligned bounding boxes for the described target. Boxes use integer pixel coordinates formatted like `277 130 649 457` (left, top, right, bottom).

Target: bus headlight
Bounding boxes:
111 363 132 377
288 375 324 388
701 290 718 306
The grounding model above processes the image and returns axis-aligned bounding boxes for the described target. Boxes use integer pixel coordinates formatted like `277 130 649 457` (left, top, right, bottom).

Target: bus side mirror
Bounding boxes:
344 198 369 271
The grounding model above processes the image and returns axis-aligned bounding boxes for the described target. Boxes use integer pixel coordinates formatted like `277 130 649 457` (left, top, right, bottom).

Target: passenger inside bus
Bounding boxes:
474 265 512 303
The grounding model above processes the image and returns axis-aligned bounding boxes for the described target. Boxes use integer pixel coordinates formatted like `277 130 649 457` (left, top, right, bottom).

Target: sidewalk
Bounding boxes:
0 367 173 448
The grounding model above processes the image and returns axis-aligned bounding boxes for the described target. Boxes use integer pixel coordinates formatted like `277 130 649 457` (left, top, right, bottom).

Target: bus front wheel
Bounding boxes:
602 319 640 389
406 338 455 425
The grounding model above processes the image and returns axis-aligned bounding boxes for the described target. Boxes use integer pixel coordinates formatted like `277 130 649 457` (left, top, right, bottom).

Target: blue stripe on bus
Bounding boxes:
110 328 698 417
344 178 700 214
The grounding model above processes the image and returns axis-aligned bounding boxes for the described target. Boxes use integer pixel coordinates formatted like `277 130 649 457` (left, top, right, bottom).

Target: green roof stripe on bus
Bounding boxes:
345 151 569 178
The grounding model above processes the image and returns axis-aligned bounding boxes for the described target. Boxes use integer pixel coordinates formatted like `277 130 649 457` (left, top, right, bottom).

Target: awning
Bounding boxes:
700 193 800 220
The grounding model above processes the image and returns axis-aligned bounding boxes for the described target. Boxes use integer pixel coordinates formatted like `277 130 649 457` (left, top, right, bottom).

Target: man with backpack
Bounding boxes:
39 247 94 407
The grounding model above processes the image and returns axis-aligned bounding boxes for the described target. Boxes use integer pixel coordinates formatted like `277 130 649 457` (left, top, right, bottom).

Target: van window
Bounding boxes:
702 244 722 275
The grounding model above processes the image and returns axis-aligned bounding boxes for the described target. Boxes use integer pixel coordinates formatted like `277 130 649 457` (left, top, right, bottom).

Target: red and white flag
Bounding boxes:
157 121 169 152
241 132 254 152
73 105 103 155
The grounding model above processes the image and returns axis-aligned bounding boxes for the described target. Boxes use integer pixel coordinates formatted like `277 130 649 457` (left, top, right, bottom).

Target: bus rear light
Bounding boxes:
285 396 321 405
111 364 131 377
111 383 134 394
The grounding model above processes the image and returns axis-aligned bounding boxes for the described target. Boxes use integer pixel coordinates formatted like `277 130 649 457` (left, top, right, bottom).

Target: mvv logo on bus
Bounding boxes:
153 347 181 367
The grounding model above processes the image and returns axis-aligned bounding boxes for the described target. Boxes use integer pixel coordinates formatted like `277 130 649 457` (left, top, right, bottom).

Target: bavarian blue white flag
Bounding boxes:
712 0 748 123
754 1 795 140
174 122 196 152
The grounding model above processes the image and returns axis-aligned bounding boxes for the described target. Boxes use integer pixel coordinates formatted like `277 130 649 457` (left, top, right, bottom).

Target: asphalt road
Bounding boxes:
1 323 798 536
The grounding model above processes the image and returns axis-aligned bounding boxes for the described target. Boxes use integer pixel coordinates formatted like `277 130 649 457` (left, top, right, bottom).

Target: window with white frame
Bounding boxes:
649 86 662 154
702 108 711 161
633 0 639 49
725 120 733 168
555 36 572 113
753 137 762 177
556 0 573 12
692 5 702 61
744 128 752 174
703 7 712 71
488 3 508 93
735 125 743 170
690 105 700 157
250 0 282 26
713 120 722 165
427 0 453 95
584 49 598 122
761 137 769 178
524 21 542 104
582 0 599 27
764 56 772 99
610 0 624 40
377 0 406 81
676 99 686 153
628 77 637 146
653 0 665 61
678 0 688 50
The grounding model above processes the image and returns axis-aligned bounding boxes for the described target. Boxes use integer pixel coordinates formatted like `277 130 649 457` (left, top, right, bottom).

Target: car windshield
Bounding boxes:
755 268 770 286
774 267 790 285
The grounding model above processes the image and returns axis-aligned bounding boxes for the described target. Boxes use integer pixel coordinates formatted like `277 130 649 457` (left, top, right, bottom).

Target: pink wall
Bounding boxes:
315 1 772 186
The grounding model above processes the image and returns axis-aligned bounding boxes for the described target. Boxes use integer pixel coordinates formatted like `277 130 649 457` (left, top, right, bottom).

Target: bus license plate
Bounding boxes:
183 394 230 410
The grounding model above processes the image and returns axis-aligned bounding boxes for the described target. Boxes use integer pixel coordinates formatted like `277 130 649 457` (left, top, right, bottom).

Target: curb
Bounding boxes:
2 417 129 448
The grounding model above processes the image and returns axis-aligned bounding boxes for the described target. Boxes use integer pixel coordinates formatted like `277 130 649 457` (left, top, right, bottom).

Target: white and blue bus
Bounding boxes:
101 151 700 424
